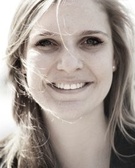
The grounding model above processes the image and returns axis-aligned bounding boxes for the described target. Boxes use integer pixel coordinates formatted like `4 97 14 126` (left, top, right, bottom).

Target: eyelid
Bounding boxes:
80 36 104 44
35 38 58 46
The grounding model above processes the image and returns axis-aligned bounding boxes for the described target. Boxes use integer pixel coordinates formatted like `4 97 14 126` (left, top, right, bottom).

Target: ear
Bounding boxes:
112 57 118 72
112 65 116 72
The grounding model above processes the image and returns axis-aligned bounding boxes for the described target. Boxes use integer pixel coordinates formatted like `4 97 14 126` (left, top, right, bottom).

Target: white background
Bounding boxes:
0 0 135 139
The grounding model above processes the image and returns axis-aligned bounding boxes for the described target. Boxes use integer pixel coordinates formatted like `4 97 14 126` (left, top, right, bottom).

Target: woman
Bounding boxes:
0 0 135 167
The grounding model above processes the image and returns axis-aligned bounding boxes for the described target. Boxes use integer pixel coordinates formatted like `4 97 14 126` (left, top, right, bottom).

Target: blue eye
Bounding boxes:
35 39 58 52
86 38 103 45
82 37 104 47
36 39 55 47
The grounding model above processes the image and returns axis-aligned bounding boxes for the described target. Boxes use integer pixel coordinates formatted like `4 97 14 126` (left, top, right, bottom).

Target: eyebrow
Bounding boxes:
80 30 109 37
35 30 109 38
39 31 56 37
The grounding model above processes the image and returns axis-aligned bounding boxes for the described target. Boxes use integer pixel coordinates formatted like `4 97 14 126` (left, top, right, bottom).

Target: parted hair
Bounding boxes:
0 0 135 167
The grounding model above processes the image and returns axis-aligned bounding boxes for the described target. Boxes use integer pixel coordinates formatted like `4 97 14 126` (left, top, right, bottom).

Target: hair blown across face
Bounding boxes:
3 0 60 167
1 0 135 167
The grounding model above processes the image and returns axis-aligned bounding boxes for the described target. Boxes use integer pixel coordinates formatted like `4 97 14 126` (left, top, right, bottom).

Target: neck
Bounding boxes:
45 107 111 168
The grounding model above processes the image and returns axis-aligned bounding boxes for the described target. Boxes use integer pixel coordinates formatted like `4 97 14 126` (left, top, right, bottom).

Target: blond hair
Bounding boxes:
0 0 135 167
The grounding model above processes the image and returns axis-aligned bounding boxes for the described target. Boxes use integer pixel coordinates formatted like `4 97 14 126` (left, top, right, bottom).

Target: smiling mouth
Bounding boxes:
48 82 91 90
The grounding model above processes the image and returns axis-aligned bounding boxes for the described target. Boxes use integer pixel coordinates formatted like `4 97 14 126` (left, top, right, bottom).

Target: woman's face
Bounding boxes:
26 0 114 121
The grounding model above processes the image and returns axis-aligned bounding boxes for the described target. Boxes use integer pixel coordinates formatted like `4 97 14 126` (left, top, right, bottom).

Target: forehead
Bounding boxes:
30 0 111 37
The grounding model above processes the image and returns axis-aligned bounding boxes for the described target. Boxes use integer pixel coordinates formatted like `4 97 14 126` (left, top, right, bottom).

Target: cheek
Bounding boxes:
90 60 113 103
87 50 114 89
97 62 113 95
26 58 43 91
26 51 53 88
88 56 113 76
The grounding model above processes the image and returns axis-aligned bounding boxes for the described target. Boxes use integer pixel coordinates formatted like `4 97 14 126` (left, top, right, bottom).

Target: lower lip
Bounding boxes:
47 82 93 94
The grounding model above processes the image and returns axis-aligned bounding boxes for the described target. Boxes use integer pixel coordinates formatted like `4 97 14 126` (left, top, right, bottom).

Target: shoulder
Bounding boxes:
110 127 135 168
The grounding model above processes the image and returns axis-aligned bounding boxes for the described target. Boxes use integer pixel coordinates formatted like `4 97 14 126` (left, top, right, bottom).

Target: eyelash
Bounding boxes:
35 37 104 51
80 37 104 47
35 39 57 47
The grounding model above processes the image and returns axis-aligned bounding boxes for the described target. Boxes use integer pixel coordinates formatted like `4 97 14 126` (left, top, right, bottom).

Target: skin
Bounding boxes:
26 0 115 167
26 0 115 122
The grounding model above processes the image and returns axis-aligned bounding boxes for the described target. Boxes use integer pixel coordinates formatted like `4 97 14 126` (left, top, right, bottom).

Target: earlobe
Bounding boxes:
112 65 116 72
113 57 118 72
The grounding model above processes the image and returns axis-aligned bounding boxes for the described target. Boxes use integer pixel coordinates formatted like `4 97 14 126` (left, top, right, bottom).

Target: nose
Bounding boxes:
57 49 83 73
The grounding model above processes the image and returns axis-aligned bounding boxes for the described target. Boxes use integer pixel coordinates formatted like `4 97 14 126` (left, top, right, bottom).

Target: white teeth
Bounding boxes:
54 83 85 90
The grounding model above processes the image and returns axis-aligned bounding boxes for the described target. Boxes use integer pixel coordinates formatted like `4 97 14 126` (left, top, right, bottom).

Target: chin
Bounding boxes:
43 104 85 123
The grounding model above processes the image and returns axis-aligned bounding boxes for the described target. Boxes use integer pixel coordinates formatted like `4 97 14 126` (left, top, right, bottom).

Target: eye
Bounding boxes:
36 39 53 46
81 37 104 48
35 39 58 51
